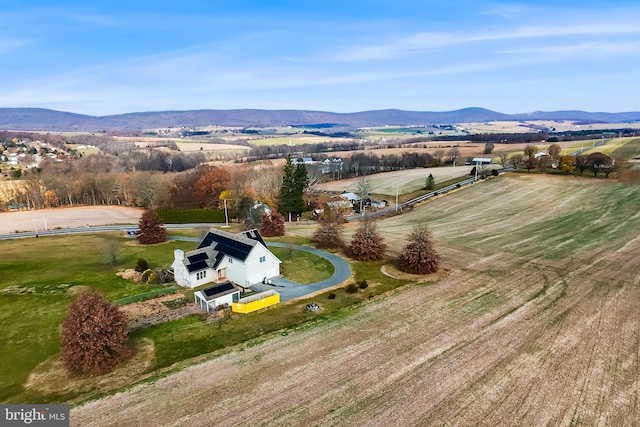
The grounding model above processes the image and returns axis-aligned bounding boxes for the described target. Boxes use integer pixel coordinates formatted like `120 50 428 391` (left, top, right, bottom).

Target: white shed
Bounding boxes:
194 281 240 313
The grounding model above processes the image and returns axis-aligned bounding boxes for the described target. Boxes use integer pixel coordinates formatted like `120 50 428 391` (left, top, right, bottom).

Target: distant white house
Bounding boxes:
294 157 314 165
370 200 386 209
321 158 343 174
194 281 240 313
338 192 360 202
172 228 281 289
472 157 492 164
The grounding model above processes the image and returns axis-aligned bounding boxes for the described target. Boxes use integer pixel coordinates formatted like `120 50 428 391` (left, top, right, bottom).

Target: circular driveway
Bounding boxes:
252 242 352 302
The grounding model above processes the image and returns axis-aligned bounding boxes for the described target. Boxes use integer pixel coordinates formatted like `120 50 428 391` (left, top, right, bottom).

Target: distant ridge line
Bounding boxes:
0 107 638 131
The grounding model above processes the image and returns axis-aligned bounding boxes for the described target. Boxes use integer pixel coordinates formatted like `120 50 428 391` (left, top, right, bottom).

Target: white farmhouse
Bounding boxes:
172 228 281 289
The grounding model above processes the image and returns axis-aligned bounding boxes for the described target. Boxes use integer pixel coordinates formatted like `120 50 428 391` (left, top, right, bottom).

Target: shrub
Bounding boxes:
328 292 336 300
358 279 369 290
140 269 152 283
399 225 440 274
260 210 286 237
346 283 358 293
348 220 387 261
135 258 149 272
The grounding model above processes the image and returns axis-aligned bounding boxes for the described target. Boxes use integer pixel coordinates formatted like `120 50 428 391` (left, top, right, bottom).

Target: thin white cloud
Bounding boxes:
0 38 27 53
327 12 640 63
498 41 640 56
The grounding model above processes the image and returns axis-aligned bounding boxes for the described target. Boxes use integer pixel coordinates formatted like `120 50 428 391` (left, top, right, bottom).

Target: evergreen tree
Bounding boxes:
293 159 309 214
60 290 131 376
136 209 167 244
425 173 435 191
277 155 309 219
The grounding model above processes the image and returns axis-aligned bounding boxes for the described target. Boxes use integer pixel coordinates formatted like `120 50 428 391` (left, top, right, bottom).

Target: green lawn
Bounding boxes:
0 226 407 404
270 246 334 284
0 230 406 404
0 234 186 403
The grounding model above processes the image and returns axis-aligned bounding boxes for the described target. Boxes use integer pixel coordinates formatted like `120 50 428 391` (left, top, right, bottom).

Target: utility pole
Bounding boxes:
395 186 399 211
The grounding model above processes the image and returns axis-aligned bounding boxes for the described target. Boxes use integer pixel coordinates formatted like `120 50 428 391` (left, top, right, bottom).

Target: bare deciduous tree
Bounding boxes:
312 211 345 249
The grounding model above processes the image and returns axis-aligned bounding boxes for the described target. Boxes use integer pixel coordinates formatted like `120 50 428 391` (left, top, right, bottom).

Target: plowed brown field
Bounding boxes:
72 174 640 426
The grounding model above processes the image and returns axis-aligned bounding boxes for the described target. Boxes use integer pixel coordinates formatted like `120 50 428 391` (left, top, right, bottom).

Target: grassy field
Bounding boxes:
0 234 185 403
0 231 339 403
72 173 634 426
611 137 640 159
578 137 639 156
247 135 351 146
315 165 474 196
6 173 640 425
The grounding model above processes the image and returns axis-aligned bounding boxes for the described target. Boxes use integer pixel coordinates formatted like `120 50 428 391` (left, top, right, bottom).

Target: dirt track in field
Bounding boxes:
71 175 640 426
0 206 142 234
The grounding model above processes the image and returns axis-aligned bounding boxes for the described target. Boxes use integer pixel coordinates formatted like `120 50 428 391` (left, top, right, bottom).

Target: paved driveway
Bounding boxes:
252 242 352 302
167 237 352 302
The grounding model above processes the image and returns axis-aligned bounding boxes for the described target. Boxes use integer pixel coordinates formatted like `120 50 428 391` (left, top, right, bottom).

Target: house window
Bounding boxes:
259 256 266 263
229 257 233 263
196 271 207 280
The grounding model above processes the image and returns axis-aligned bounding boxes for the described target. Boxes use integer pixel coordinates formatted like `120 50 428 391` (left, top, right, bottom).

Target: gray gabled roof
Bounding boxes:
198 228 261 261
198 281 238 301
183 246 225 273
179 228 274 274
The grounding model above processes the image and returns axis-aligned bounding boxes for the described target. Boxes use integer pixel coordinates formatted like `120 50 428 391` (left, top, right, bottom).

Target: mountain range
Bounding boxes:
0 107 639 132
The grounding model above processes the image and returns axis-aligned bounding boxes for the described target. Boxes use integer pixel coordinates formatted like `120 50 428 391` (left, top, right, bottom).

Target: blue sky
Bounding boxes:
0 1 639 115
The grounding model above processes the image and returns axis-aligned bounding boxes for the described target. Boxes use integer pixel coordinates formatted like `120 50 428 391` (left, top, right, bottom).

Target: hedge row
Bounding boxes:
113 285 182 306
156 208 225 224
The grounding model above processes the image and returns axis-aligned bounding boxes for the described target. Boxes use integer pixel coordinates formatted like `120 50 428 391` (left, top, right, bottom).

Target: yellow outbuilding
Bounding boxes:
232 290 280 314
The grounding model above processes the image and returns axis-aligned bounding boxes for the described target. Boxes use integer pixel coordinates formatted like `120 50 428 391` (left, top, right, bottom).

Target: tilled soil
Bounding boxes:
71 175 640 426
